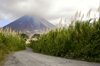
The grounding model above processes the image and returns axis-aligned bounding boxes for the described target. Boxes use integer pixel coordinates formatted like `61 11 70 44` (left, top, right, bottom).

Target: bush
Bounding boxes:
0 33 26 62
29 19 100 62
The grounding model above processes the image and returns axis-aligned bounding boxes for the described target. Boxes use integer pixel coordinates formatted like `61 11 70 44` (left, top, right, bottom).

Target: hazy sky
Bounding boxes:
0 0 100 27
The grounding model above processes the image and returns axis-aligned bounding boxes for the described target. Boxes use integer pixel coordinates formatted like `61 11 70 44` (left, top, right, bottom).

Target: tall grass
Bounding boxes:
29 19 100 62
29 6 100 62
0 27 26 63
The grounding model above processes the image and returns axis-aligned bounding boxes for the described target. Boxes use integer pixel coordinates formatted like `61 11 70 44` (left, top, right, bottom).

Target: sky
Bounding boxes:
0 0 100 27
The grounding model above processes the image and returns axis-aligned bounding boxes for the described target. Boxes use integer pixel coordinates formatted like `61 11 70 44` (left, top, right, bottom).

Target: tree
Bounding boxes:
20 33 29 40
31 34 40 39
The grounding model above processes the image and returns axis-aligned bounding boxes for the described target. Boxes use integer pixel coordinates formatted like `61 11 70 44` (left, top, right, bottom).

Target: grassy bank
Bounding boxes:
28 19 100 62
0 33 26 63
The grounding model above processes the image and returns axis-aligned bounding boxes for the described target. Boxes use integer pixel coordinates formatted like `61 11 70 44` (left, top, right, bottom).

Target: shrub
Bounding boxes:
29 19 100 62
0 33 26 62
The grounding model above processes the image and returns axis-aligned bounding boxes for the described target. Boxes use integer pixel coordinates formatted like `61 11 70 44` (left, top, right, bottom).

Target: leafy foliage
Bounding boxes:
0 33 26 62
29 19 100 62
20 33 29 40
31 34 40 39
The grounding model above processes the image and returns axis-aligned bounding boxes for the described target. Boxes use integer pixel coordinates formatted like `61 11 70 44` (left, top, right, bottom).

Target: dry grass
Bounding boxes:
0 27 20 36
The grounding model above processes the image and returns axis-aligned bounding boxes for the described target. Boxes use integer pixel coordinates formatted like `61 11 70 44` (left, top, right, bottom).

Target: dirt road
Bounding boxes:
3 47 100 66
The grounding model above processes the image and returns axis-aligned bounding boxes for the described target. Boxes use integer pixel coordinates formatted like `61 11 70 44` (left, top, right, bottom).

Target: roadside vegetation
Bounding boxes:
29 19 100 62
29 6 100 62
0 27 26 63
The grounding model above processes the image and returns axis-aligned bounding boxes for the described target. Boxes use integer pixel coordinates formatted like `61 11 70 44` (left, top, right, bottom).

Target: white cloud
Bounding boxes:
0 0 100 25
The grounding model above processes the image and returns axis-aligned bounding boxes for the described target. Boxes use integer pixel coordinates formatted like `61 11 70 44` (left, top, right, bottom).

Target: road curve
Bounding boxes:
3 47 100 66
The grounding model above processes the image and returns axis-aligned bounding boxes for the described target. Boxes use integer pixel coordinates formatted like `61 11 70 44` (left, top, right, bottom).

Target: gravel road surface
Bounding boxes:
3 47 100 66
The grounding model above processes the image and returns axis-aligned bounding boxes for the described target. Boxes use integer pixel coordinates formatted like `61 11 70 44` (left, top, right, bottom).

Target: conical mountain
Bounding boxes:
3 15 54 36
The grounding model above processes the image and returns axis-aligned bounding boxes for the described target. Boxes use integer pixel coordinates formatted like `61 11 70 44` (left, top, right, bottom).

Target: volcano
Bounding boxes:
3 15 54 36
